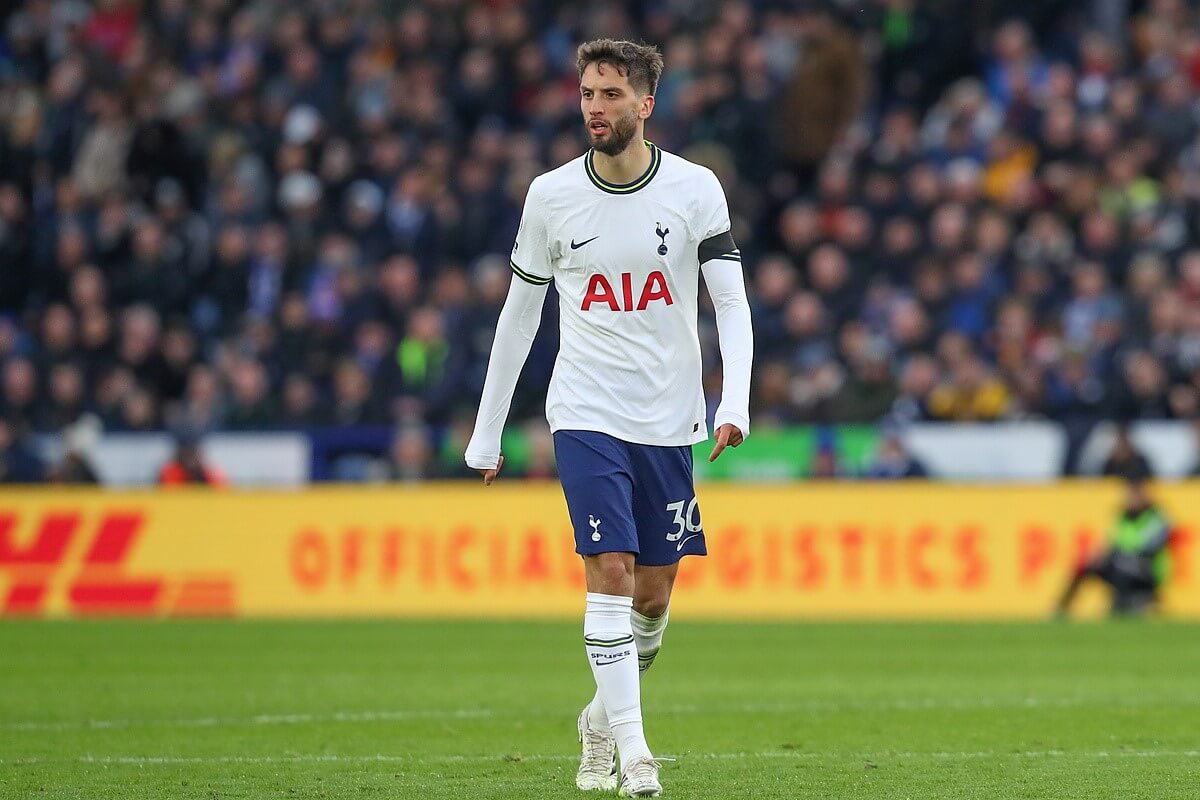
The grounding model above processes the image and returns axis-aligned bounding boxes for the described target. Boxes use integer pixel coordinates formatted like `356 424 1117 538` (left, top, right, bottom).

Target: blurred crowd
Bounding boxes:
3 0 1200 480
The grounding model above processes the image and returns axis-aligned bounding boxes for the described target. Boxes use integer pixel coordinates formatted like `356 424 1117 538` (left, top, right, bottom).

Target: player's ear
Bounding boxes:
639 94 655 120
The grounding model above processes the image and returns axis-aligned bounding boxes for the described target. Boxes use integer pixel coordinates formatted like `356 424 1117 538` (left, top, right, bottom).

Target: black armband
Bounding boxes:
698 230 740 264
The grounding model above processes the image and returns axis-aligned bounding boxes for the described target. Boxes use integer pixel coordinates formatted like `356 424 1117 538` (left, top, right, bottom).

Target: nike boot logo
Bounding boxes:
571 236 599 249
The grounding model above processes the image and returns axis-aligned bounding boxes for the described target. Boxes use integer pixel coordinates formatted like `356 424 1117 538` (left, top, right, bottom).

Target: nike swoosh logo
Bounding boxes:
676 534 702 552
593 656 628 667
571 236 599 250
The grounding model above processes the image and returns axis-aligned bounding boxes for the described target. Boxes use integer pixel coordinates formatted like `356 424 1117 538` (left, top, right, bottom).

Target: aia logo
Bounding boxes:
582 271 673 312
0 510 233 617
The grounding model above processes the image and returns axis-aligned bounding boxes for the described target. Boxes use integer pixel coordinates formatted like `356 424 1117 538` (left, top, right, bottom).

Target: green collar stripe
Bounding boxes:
585 141 661 194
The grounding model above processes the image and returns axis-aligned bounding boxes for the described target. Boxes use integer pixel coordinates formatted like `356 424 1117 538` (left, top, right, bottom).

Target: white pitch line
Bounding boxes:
3 750 1199 767
660 696 1100 714
0 700 1122 733
2 708 494 733
5 694 1192 733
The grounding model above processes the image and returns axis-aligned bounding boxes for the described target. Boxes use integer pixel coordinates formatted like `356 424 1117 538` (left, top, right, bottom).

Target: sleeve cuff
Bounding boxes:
714 410 750 440
510 260 552 285
464 451 500 470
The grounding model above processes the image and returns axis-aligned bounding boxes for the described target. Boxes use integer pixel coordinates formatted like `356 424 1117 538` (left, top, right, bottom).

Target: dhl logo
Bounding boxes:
0 510 234 617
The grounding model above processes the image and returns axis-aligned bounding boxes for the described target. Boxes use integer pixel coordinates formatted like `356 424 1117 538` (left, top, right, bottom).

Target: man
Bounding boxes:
1100 424 1151 478
158 431 228 487
0 417 45 484
1056 463 1173 616
465 39 753 798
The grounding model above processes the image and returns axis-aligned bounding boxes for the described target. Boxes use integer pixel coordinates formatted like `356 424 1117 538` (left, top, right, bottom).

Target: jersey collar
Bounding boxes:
584 140 661 195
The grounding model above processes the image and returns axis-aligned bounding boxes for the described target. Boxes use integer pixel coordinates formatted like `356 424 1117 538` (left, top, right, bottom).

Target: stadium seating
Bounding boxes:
2 1 1199 482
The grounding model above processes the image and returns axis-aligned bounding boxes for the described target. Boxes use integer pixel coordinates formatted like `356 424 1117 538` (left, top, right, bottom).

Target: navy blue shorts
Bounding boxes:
553 430 707 566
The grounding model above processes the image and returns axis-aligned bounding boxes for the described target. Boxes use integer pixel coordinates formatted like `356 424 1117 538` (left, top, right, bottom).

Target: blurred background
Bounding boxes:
4 11 1200 796
2 0 1200 488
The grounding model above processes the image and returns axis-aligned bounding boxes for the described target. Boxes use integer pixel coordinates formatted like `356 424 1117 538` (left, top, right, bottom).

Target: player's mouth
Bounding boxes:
589 120 608 135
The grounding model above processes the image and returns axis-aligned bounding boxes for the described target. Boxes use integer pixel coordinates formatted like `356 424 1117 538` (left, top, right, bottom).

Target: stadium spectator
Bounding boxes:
927 351 1011 421
1101 424 1153 477
831 338 897 422
157 432 228 486
520 421 558 480
864 429 929 480
37 361 89 433
0 417 44 483
387 424 439 482
278 372 327 428
772 4 867 183
0 0 1199 481
1 357 40 433
1191 418 1200 476
47 414 102 484
175 363 226 433
330 358 383 427
811 435 843 479
224 357 275 430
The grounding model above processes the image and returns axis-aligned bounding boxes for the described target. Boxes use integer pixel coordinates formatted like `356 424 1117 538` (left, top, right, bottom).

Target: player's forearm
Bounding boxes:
464 279 548 469
702 260 753 437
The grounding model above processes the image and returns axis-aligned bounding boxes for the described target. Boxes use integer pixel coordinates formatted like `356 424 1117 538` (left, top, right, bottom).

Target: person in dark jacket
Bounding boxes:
46 414 102 484
158 432 227 486
771 5 867 184
0 417 45 483
1100 424 1151 477
1056 463 1173 616
864 431 929 479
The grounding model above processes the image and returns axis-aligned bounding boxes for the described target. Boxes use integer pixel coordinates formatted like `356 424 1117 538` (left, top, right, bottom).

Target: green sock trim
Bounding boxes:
584 635 635 647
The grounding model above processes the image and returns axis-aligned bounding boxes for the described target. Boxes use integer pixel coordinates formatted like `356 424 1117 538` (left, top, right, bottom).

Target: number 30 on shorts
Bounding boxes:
665 497 702 542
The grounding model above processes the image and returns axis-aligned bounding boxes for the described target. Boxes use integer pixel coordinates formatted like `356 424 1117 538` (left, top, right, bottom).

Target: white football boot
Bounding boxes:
575 705 618 791
618 755 662 797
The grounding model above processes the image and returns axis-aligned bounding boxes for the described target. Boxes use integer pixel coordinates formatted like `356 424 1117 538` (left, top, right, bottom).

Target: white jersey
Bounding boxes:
510 142 740 446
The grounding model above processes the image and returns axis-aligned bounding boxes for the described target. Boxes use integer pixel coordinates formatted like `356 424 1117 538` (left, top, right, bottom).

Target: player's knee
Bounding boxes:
633 565 677 618
586 553 635 594
633 594 669 619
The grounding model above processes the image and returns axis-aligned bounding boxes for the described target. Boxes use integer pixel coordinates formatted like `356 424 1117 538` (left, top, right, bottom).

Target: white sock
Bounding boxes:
588 606 670 731
632 606 669 674
584 592 652 765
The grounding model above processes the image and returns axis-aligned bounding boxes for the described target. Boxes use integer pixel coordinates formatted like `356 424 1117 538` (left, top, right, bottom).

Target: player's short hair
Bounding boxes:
576 39 664 97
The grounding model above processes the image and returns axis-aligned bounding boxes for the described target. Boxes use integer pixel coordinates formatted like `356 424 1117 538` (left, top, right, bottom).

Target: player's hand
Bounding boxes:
708 424 744 462
478 454 504 486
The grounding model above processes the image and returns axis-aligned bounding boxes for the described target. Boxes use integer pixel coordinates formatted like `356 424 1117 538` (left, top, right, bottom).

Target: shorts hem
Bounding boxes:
576 545 640 557
634 548 708 567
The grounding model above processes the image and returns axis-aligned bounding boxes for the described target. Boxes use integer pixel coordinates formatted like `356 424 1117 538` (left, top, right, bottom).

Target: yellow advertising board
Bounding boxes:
0 482 1196 619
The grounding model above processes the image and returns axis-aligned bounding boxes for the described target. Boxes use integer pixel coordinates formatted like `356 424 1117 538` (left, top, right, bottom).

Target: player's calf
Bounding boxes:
583 603 671 735
583 592 654 769
632 607 668 674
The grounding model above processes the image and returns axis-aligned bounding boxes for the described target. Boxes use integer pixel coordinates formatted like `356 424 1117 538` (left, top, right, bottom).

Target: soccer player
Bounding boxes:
465 39 752 798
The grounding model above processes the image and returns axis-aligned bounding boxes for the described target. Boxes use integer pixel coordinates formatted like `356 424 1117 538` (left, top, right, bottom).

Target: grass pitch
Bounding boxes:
1 620 1198 799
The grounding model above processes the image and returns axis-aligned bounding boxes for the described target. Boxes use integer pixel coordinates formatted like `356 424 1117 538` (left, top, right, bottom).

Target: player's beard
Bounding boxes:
590 107 640 157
